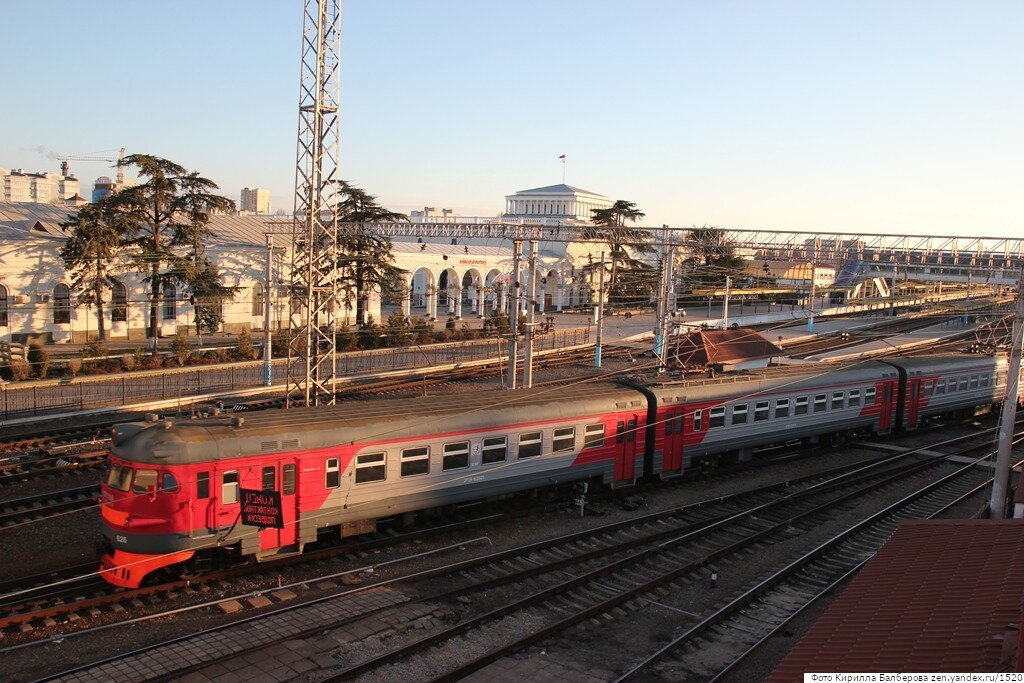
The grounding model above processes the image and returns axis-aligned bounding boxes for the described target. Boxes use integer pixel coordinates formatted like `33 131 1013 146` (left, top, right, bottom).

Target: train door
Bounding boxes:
662 409 684 475
614 415 639 482
214 467 241 532
189 470 216 538
258 461 300 553
905 378 922 429
877 383 895 434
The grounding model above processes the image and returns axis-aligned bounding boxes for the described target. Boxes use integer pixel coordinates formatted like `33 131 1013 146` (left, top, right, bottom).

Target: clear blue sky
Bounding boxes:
2 1 1021 236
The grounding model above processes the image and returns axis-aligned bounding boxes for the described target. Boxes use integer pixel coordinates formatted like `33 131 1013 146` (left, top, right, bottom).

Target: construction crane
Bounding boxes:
58 147 126 184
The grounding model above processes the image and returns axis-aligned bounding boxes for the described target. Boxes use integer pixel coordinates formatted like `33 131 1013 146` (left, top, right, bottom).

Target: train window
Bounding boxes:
482 437 507 463
616 421 625 444
883 386 892 402
831 392 844 410
959 376 968 391
627 418 637 442
849 390 861 408
553 428 575 453
105 464 133 492
693 411 702 431
262 466 276 491
518 432 542 459
795 397 808 416
865 388 876 405
709 407 725 428
443 442 470 471
161 473 179 492
401 447 430 477
197 471 210 499
923 381 933 396
981 374 990 388
732 404 748 425
969 375 979 389
814 394 827 413
356 453 386 482
132 469 158 494
674 415 683 434
935 380 946 395
584 424 605 448
754 401 769 422
775 399 789 419
283 464 296 494
326 459 340 488
222 471 239 504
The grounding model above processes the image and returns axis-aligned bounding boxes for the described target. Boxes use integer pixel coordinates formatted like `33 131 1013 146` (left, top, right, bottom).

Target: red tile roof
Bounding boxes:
670 327 782 368
768 520 1024 681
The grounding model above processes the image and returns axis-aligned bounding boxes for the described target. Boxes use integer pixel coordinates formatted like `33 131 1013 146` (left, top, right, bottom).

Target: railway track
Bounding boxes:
617 446 1019 682
23 425 1009 682
0 484 98 527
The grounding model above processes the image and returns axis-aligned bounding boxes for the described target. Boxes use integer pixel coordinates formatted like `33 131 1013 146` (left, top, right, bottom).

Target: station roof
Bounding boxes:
509 183 609 198
671 327 782 367
768 520 1024 680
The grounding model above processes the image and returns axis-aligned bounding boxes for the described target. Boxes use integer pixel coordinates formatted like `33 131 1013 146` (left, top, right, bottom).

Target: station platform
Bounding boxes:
787 319 979 363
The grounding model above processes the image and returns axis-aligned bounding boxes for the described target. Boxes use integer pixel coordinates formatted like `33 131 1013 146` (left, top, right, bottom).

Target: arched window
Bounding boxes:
162 282 176 320
53 283 71 325
252 282 265 318
111 280 128 322
0 284 8 326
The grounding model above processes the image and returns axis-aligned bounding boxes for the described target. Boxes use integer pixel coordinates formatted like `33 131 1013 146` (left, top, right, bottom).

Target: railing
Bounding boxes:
0 329 591 421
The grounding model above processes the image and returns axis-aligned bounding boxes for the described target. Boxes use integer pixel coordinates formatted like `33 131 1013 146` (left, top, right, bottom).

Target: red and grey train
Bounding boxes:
99 353 1010 588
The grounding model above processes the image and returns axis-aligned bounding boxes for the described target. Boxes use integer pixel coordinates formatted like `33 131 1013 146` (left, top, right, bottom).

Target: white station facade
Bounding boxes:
0 183 613 343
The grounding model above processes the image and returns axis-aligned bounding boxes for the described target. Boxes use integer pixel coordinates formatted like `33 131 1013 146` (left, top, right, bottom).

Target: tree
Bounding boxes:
110 154 234 350
60 198 129 341
333 181 408 327
682 225 748 289
185 257 237 336
580 200 652 306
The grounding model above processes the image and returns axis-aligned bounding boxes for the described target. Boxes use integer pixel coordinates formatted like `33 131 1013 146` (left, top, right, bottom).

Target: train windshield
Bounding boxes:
105 464 133 492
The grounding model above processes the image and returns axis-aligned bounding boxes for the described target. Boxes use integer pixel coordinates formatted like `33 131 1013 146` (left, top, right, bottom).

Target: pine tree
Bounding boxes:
110 154 234 350
60 198 127 341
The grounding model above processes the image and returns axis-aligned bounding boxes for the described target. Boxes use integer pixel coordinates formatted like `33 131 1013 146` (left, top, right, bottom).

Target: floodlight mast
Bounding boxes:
287 0 342 408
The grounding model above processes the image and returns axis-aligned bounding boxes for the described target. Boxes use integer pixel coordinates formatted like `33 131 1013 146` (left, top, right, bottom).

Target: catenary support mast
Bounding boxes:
286 0 342 407
989 264 1024 517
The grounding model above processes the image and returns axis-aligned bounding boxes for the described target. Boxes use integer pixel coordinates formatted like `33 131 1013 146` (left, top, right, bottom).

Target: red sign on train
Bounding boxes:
240 488 284 529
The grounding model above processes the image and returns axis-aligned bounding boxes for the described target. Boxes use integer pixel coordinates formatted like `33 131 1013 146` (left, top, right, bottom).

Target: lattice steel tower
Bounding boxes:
287 0 342 407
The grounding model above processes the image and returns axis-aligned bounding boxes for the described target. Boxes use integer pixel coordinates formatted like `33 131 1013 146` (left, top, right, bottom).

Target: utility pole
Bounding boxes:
286 0 341 407
891 264 898 317
723 276 732 329
807 265 817 333
989 264 1024 518
524 240 538 388
595 251 606 368
264 233 274 387
655 226 673 372
507 239 522 389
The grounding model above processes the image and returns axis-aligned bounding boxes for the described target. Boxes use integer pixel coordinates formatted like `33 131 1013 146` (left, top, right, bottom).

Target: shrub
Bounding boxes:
142 354 165 370
82 338 106 359
65 358 82 377
120 354 137 372
27 344 49 379
133 347 146 368
9 360 31 381
169 333 193 366
335 327 359 352
410 316 434 344
383 311 411 347
235 327 255 360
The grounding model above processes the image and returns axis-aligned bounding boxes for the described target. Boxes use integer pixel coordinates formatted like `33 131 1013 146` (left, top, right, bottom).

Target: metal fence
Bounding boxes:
0 329 591 420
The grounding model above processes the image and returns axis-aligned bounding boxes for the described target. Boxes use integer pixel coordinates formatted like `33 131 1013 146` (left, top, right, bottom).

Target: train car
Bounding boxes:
99 382 649 588
644 361 901 476
881 353 1008 429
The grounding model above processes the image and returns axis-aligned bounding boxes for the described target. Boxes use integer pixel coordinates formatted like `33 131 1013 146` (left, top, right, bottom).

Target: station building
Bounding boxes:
0 193 602 344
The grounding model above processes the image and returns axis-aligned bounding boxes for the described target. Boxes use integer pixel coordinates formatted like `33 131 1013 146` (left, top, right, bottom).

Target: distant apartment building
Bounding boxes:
409 206 457 223
0 168 80 204
240 187 271 215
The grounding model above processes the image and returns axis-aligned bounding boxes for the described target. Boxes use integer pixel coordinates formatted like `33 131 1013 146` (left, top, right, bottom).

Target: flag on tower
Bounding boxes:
558 154 566 160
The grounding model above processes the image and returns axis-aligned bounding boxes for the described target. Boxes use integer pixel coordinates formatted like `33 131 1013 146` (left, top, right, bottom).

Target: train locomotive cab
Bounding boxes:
99 424 196 588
